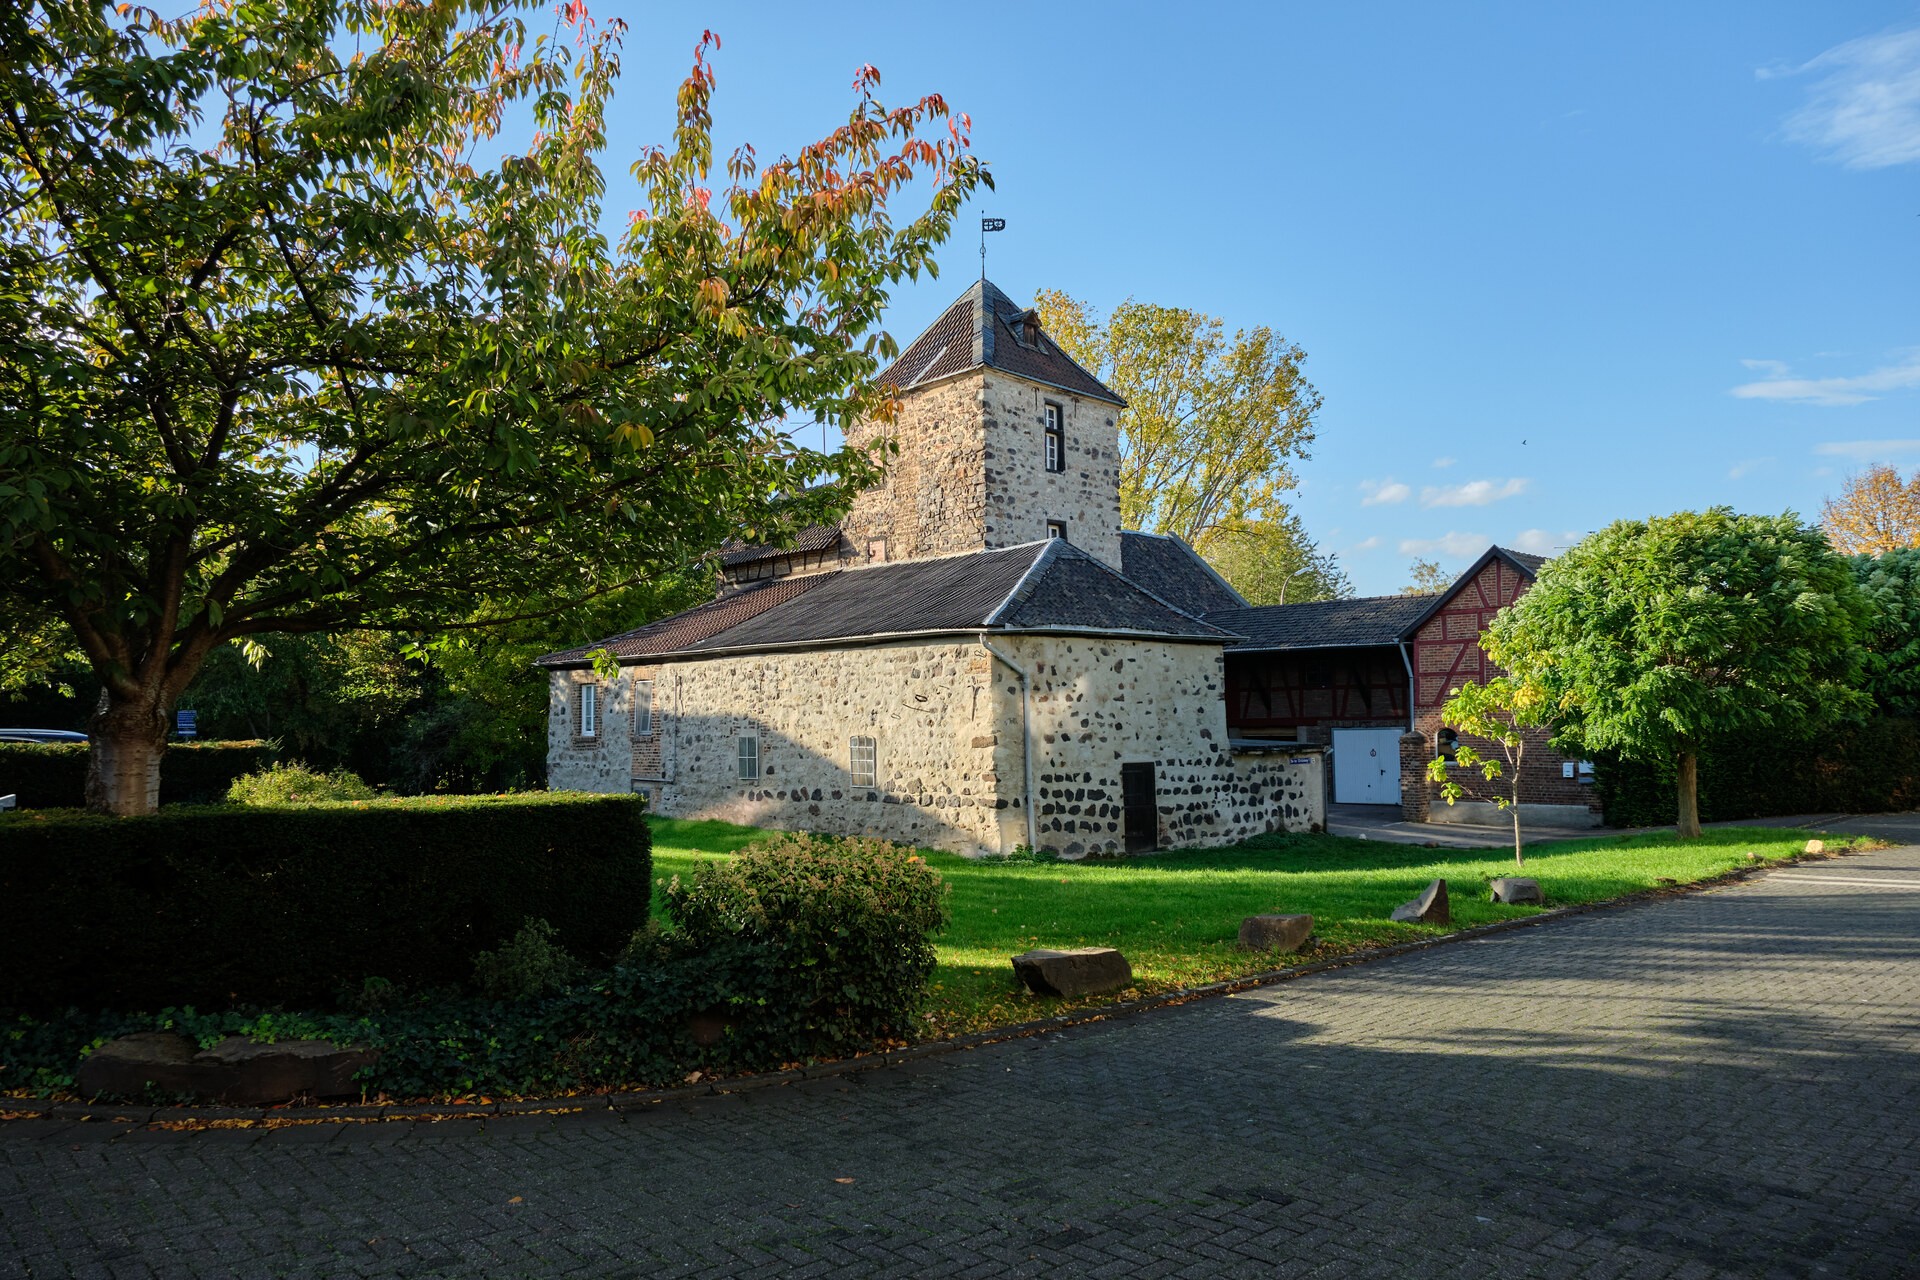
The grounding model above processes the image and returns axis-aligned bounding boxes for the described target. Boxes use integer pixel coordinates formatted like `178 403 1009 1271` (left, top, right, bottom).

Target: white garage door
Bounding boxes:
1332 728 1403 805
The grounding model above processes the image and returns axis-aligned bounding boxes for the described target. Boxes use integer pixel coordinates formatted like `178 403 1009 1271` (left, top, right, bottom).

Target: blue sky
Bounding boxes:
587 2 1920 594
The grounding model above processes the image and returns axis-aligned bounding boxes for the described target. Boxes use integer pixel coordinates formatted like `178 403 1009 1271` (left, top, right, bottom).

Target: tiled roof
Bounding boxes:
534 576 827 666
1207 594 1435 652
995 543 1234 638
878 279 1125 406
1118 531 1247 617
683 544 1045 652
717 523 845 568
540 541 1230 665
1498 547 1548 574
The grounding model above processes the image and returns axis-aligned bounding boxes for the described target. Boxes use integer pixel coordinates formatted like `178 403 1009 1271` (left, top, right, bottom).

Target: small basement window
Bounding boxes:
849 735 877 788
737 734 760 781
1046 519 1068 541
1044 402 1065 472
579 683 598 738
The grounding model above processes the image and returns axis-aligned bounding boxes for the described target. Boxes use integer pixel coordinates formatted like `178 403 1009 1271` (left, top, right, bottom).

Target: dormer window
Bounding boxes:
1044 402 1065 472
1047 519 1068 541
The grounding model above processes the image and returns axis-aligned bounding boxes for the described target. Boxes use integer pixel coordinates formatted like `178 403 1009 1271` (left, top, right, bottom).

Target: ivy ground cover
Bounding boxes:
648 819 1872 1037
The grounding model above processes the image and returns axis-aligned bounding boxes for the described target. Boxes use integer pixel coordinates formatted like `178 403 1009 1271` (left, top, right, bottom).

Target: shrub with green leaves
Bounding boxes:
663 833 950 1054
227 761 376 806
473 918 579 1001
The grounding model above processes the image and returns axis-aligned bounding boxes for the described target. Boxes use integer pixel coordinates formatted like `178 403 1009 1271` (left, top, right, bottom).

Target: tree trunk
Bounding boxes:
85 689 170 816
1675 748 1702 839
1512 805 1524 867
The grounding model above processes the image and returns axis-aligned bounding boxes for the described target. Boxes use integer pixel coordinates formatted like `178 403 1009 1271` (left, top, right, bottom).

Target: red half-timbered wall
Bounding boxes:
1412 556 1531 711
1412 555 1598 812
1224 647 1406 741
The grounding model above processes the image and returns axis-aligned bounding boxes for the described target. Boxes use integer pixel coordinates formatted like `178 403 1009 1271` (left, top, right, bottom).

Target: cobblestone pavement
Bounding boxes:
5 848 1918 1279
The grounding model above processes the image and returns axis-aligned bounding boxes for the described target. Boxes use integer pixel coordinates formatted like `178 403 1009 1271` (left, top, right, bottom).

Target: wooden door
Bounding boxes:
1121 762 1158 854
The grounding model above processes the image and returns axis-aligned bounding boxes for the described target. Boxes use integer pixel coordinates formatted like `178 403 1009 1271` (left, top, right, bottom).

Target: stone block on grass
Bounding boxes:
1012 947 1133 998
1489 877 1544 905
1238 914 1314 954
1390 879 1450 925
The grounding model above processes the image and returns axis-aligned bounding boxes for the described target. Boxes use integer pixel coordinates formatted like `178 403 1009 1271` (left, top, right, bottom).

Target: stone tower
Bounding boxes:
841 279 1127 569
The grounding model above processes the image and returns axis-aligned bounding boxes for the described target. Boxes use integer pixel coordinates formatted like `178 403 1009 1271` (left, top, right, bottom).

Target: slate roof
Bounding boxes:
1206 594 1436 652
878 279 1125 406
717 523 844 568
534 576 827 665
538 541 1229 666
1499 547 1548 574
1119 531 1247 617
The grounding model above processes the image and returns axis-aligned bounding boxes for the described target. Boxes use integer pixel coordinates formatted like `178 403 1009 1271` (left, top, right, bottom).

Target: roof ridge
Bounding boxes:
984 538 1064 625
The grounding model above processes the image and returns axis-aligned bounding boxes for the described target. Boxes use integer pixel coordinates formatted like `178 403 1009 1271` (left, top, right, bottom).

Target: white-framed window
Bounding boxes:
737 734 760 781
1046 519 1068 541
849 735 877 788
632 678 654 737
1044 402 1065 472
579 683 598 738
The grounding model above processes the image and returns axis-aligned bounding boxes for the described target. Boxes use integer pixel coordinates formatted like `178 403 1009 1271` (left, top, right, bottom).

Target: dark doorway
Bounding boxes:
1121 762 1158 854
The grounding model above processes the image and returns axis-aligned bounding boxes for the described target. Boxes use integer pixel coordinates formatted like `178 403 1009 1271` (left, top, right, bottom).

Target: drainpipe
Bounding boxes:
980 635 1039 854
1397 640 1416 733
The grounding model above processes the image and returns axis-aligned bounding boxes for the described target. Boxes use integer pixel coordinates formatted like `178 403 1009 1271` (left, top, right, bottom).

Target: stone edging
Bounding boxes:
0 852 1848 1130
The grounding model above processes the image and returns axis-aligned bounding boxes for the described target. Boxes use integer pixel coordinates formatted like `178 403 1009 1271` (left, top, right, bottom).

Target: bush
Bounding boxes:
0 792 650 1011
227 761 375 805
1594 715 1920 826
0 740 279 809
472 918 579 1000
661 832 950 1056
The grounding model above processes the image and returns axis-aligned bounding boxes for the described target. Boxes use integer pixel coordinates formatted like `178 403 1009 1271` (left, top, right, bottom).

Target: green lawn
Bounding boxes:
646 818 1869 1038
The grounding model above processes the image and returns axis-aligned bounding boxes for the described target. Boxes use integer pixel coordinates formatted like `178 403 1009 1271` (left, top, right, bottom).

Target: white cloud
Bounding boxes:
1812 438 1920 460
1430 456 1456 469
1508 529 1582 556
1730 351 1920 406
1360 478 1411 506
1346 535 1381 554
1728 456 1775 479
1419 477 1530 508
1399 532 1489 559
1775 25 1920 169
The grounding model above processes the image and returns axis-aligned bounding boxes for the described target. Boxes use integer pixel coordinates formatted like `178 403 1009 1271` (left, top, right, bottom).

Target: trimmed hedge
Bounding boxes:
0 740 280 809
1 831 948 1102
0 792 650 1011
1593 715 1920 827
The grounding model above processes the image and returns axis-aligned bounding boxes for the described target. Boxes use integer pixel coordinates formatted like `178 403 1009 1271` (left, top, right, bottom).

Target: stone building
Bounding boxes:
540 280 1581 852
539 280 1325 855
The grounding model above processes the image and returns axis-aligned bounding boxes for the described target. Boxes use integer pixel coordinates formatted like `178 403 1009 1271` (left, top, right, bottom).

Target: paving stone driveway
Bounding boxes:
5 847 1919 1279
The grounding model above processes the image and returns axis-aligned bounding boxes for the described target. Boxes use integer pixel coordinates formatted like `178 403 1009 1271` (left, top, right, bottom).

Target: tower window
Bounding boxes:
1047 520 1068 541
1044 402 1065 472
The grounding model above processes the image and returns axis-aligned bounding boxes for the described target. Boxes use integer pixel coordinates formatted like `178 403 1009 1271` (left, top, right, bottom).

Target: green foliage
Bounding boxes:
0 793 650 1011
663 833 951 1052
1427 676 1557 866
1201 511 1351 604
1494 509 1872 759
1490 509 1872 833
0 740 277 809
1032 289 1324 557
1401 558 1453 595
472 918 580 1001
1593 716 1920 826
1854 548 1920 717
227 761 375 806
0 4 984 812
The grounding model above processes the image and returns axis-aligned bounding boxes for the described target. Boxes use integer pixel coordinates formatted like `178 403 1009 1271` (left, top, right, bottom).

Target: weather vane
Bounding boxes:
980 216 1005 280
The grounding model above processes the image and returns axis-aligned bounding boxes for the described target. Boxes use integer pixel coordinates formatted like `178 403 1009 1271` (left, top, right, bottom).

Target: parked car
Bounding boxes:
0 728 88 743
